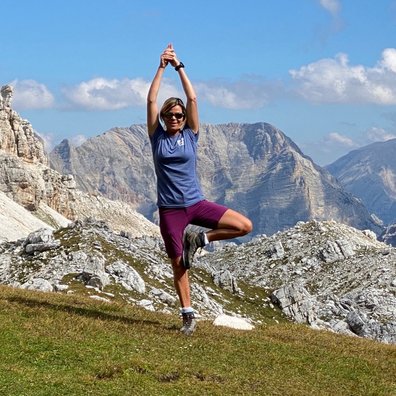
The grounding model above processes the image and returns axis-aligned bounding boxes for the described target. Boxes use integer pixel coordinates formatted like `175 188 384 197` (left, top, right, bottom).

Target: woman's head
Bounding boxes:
160 97 186 130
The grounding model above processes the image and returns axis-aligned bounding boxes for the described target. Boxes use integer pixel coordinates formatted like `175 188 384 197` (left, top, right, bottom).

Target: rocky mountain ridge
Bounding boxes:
0 84 159 240
0 85 47 165
326 139 396 226
50 123 382 238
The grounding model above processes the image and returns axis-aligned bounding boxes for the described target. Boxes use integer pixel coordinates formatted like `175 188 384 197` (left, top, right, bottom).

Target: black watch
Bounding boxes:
175 62 185 71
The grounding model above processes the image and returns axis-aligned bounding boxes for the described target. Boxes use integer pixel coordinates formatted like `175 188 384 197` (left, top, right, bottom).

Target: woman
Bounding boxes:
147 44 252 335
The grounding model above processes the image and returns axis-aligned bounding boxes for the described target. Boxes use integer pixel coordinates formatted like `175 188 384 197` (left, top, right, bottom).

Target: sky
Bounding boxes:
2 0 396 165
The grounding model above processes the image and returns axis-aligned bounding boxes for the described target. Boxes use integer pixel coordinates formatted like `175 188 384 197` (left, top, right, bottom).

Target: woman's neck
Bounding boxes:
166 128 181 136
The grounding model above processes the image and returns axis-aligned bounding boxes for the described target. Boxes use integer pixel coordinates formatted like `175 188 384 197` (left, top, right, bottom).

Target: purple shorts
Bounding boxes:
159 200 228 259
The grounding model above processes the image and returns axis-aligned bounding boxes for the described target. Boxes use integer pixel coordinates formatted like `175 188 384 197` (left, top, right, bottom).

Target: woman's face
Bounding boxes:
162 105 185 133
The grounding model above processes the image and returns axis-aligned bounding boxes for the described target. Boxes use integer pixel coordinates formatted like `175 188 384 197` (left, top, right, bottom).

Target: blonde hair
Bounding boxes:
160 97 186 121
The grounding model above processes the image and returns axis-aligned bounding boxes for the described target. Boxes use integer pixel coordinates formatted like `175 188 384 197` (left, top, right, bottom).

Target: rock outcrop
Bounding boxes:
0 84 160 240
0 219 257 324
196 220 396 344
0 84 77 218
0 85 47 164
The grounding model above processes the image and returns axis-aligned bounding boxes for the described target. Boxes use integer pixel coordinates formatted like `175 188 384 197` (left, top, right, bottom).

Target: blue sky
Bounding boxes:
2 0 396 165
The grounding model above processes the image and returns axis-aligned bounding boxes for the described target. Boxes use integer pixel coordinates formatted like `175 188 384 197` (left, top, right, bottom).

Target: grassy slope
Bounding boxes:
0 285 395 396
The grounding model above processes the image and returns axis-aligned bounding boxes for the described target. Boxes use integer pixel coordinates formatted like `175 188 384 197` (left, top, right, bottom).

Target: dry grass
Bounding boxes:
0 285 395 396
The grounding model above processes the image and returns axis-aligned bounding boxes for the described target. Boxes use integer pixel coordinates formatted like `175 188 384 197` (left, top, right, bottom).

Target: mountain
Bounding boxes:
326 139 396 225
50 123 382 237
0 84 159 240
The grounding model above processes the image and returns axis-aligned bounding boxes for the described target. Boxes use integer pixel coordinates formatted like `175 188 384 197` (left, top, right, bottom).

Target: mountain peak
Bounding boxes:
0 84 47 165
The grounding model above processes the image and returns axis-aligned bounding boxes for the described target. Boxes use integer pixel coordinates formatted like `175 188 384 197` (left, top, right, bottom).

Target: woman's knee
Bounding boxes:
240 217 253 235
219 209 253 235
171 256 186 275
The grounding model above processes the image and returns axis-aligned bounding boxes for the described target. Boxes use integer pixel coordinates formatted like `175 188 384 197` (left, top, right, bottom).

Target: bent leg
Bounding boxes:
207 209 252 242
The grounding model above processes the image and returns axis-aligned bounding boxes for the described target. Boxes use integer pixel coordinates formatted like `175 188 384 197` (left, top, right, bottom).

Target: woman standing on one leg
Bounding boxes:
147 43 252 335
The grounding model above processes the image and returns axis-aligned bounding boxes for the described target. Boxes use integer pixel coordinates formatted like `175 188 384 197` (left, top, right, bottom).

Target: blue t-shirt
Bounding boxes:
150 124 204 208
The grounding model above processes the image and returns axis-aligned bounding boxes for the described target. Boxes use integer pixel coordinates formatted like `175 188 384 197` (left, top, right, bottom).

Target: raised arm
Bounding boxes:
146 49 168 136
168 45 199 133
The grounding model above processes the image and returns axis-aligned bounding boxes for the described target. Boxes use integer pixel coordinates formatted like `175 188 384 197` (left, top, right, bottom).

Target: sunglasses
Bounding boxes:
163 112 185 120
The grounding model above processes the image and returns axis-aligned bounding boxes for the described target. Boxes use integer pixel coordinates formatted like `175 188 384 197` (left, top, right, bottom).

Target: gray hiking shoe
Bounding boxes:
182 230 205 269
180 312 197 336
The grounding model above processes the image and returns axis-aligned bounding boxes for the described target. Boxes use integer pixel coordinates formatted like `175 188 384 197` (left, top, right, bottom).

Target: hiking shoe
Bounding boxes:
180 312 197 336
183 230 205 269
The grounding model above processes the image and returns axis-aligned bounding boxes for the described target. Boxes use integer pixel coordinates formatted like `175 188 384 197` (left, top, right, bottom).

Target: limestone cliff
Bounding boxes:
0 84 159 240
0 85 47 165
0 85 77 218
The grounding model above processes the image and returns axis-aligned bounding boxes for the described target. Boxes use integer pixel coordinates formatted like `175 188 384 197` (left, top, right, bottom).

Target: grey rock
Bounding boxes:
347 311 366 335
137 299 155 311
212 269 241 294
271 283 317 324
106 260 146 293
23 228 61 254
21 278 53 292
267 241 285 259
76 270 110 291
150 288 177 306
25 228 54 245
25 242 60 254
318 239 354 263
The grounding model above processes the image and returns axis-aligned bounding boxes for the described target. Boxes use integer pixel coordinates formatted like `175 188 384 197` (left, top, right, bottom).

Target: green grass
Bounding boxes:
0 285 395 396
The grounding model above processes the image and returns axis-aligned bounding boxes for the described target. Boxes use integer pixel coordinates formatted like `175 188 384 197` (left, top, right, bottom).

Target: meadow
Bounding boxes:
0 285 395 396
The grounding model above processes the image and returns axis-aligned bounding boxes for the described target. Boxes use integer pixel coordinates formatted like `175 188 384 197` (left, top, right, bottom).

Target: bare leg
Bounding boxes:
206 209 252 242
171 256 191 308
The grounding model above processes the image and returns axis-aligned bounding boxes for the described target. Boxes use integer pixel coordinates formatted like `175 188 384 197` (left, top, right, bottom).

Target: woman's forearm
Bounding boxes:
147 66 165 104
147 66 165 134
177 67 197 102
176 66 199 131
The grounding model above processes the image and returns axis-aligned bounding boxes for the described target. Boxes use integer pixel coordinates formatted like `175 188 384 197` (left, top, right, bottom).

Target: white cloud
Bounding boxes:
305 126 396 166
63 78 147 110
35 131 55 151
195 78 278 109
10 79 55 110
290 48 396 104
326 132 356 147
63 76 279 111
366 127 396 143
319 0 340 16
379 48 396 73
70 134 88 146
196 83 240 109
63 77 179 111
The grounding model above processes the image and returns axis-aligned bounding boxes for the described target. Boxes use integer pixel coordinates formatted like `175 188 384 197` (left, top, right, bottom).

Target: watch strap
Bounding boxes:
175 62 185 71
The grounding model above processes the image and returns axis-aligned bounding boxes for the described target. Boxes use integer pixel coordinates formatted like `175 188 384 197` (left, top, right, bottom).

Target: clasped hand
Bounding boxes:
160 43 179 68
